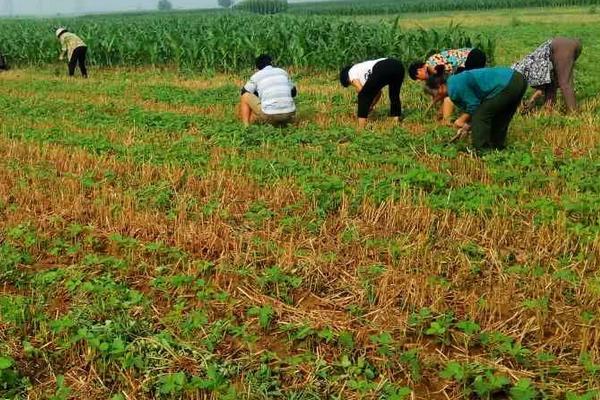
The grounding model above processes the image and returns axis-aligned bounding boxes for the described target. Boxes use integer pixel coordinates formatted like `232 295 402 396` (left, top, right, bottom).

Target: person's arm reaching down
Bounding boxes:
440 97 455 124
522 88 543 112
449 113 472 142
243 77 257 95
59 38 67 61
454 113 471 129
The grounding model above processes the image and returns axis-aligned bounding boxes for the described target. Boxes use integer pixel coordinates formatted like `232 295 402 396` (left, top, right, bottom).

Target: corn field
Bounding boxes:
290 0 600 15
0 14 494 71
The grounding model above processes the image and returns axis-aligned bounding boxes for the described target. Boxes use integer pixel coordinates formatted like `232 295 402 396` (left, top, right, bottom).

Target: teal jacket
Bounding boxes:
447 68 516 114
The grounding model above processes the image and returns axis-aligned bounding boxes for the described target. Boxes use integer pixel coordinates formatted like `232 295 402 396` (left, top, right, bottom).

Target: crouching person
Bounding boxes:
56 27 88 78
240 54 297 127
426 67 527 151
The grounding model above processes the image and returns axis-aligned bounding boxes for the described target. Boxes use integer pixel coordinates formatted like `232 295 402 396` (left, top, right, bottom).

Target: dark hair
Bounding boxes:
424 64 448 90
433 64 446 77
425 73 447 92
255 54 272 70
408 61 425 80
339 65 351 87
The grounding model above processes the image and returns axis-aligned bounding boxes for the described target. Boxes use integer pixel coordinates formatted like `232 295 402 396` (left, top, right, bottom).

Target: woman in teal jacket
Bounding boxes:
425 67 527 150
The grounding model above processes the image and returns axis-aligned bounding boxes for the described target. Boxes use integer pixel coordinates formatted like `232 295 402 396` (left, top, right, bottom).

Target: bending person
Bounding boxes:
512 37 582 113
425 67 527 151
408 48 487 82
56 27 88 78
339 58 405 129
240 54 297 127
410 48 487 121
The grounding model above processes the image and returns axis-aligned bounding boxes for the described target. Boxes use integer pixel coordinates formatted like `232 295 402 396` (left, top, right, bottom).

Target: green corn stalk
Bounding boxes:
0 12 496 72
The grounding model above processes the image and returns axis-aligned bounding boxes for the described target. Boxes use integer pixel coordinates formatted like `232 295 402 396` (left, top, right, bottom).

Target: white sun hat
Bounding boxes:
55 27 68 37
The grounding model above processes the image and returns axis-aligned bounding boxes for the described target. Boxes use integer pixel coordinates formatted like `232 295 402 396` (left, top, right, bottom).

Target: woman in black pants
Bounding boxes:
56 27 88 78
340 58 405 129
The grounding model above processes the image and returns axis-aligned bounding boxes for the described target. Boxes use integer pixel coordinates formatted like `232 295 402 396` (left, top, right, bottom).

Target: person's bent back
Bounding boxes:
240 54 297 127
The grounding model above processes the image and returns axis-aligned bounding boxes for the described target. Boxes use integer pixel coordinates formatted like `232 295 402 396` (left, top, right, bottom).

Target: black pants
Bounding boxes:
69 46 88 77
471 72 527 150
358 58 404 118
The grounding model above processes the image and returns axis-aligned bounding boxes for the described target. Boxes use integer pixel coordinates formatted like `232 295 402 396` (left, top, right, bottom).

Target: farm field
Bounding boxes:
0 6 599 400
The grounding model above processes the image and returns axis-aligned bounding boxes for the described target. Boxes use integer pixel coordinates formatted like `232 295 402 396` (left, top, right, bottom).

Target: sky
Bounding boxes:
0 0 237 16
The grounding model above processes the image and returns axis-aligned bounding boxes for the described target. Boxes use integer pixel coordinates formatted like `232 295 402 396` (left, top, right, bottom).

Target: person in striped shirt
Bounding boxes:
240 54 297 127
56 27 88 78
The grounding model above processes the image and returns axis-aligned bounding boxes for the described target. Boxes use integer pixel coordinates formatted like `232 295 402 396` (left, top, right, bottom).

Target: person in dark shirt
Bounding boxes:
426 67 527 151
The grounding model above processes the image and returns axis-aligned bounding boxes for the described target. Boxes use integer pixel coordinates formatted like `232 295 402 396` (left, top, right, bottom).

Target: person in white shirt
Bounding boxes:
56 27 88 78
240 54 297 127
339 58 405 129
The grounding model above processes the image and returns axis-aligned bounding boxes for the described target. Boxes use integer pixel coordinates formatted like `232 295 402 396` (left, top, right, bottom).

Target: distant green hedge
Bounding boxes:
234 0 288 14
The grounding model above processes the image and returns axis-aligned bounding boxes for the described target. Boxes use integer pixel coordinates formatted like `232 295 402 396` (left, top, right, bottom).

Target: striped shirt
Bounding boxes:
60 32 86 61
243 66 296 115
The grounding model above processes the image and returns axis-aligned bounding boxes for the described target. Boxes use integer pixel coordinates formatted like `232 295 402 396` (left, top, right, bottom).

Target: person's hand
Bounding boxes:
454 119 466 129
521 101 535 115
449 123 471 143
59 55 64 61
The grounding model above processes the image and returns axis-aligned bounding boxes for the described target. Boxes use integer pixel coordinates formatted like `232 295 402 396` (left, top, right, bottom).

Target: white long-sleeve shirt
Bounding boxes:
59 32 86 60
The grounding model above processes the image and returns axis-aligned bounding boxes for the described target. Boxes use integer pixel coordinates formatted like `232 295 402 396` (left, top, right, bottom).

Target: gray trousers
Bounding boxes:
547 37 582 111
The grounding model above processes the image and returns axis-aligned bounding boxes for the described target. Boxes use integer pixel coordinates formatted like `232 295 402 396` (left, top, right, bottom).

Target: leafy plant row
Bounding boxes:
0 14 494 70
